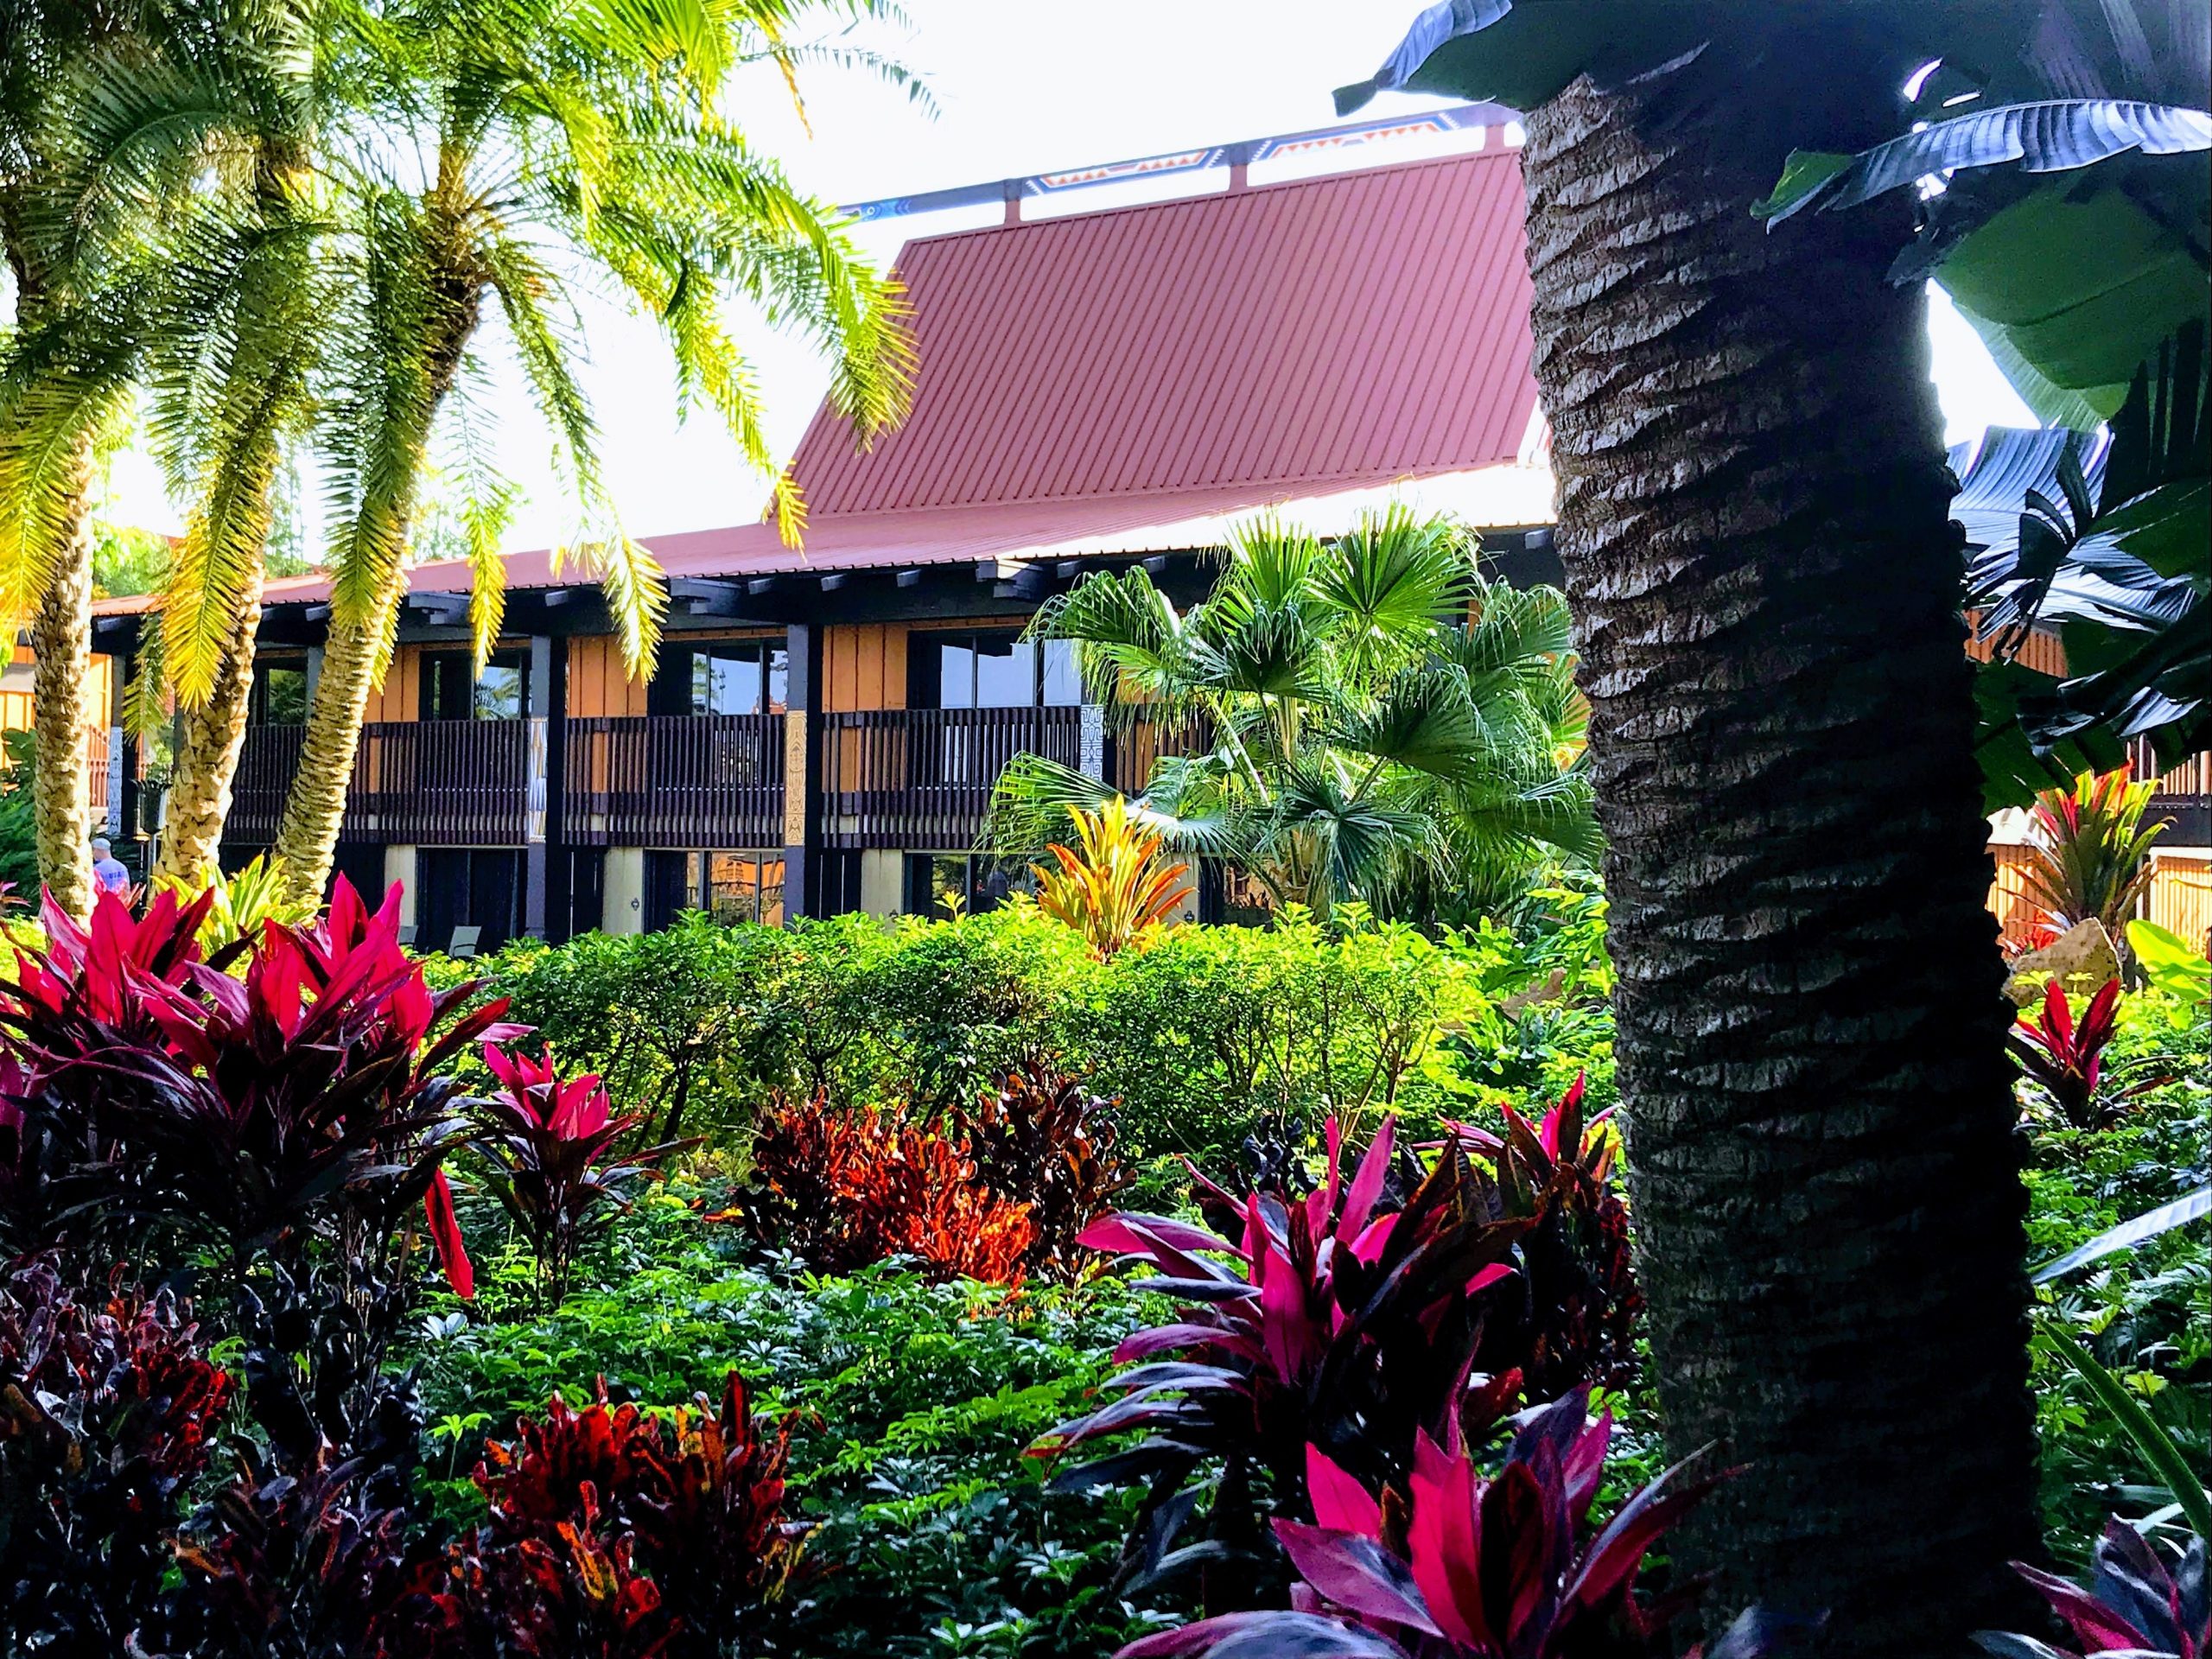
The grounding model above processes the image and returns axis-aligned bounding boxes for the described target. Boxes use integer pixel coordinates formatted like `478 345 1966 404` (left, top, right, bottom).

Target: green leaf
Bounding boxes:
2032 1184 2211 1283
2042 1321 2212 1542
1753 150 1853 221
1937 178 2211 411
1971 659 2125 812
2125 920 2212 1001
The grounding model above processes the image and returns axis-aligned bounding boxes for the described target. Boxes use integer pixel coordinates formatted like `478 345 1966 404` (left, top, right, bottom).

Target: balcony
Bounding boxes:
225 720 531 847
2133 739 2210 845
820 706 1083 850
565 714 785 849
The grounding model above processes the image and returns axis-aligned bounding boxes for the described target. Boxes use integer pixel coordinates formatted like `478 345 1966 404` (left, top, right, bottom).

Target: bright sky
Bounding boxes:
98 0 2036 549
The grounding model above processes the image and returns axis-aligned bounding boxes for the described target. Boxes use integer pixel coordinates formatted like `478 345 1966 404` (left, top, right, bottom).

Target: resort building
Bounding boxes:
79 134 2212 951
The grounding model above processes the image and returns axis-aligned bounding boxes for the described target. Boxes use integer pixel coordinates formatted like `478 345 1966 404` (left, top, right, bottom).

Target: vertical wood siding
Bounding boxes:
364 644 421 723
1986 843 2047 950
567 634 651 719
823 624 907 712
2147 852 2212 951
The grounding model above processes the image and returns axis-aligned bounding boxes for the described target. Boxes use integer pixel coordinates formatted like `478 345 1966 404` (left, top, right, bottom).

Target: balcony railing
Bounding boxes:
821 706 1083 850
2127 737 2210 845
565 714 785 848
350 720 531 844
227 723 308 844
227 720 531 847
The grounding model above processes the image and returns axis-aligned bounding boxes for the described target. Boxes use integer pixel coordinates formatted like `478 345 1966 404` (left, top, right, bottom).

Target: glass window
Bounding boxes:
973 636 1033 708
702 851 786 927
765 648 788 714
914 631 1058 709
1042 639 1083 706
695 648 761 717
251 662 308 725
474 661 524 721
422 652 527 720
934 640 976 709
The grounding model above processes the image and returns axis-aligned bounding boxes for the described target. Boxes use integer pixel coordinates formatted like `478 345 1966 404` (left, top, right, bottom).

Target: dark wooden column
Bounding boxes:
105 646 137 862
780 622 820 920
523 634 569 939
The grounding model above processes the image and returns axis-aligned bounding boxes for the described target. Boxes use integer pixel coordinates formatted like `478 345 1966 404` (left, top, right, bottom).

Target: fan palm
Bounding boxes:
264 0 917 907
988 509 1598 920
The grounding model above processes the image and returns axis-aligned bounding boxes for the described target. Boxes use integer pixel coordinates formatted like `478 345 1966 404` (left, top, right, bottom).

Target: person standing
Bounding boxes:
89 836 130 898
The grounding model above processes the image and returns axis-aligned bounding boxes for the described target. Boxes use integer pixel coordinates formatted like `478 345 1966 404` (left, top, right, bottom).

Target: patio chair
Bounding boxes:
446 925 481 960
397 923 417 948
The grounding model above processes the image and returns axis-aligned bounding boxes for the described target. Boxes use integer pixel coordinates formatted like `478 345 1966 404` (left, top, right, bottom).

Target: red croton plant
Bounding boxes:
1117 1390 1782 1659
471 1043 689 1306
731 1090 1039 1282
460 1369 798 1658
0 880 511 1294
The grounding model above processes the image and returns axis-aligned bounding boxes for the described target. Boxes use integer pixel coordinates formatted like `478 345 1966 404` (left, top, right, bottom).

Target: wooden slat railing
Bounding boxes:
349 720 531 845
821 706 1083 850
226 724 308 844
565 714 784 848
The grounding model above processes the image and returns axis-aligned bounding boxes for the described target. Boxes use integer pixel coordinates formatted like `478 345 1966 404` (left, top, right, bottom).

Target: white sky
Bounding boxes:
97 0 2036 547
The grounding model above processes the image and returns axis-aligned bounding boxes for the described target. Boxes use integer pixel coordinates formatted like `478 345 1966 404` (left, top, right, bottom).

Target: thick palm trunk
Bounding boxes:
1519 60 2035 1655
270 604 385 909
156 574 264 883
29 431 98 918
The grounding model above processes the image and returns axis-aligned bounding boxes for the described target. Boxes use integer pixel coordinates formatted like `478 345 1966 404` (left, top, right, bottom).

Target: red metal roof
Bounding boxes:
791 146 1539 518
94 145 1544 619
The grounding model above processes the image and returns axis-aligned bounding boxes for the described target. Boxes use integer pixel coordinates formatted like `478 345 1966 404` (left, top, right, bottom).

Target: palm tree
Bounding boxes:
0 0 136 917
988 510 1598 919
266 0 915 908
1324 2 2209 1644
63 0 335 884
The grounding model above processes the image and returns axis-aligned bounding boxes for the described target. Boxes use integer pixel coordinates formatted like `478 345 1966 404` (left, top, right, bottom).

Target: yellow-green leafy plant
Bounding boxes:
154 852 317 952
1031 796 1192 959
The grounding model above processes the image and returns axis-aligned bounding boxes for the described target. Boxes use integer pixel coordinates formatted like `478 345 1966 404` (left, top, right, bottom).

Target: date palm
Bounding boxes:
0 0 369 896
989 509 1597 919
267 0 916 907
0 0 137 917
1328 0 2204 1645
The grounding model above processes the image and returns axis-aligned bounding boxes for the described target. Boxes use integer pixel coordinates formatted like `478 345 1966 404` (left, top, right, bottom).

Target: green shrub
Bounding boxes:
467 898 1614 1172
410 1190 1188 1658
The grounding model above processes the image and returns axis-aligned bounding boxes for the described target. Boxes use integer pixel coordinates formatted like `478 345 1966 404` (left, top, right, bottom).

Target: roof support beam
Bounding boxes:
668 577 750 616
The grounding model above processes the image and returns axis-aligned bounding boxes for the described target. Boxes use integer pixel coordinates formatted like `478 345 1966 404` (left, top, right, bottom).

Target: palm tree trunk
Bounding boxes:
156 573 264 882
29 430 98 918
270 603 386 909
1518 58 2036 1655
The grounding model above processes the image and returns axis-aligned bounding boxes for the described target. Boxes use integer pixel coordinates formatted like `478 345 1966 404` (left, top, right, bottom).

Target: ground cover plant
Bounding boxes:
0 867 2201 1655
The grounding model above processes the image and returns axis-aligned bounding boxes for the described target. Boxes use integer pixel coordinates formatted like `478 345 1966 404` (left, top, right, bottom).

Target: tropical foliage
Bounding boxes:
730 1092 1041 1283
2016 766 2168 944
988 510 1598 918
467 1043 685 1306
2012 979 2125 1132
1974 1518 2208 1659
1033 796 1194 957
1120 1392 1758 1659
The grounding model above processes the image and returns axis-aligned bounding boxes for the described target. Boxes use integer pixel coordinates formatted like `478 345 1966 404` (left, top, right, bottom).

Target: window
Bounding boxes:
907 632 1082 709
421 652 529 721
901 853 1024 918
650 639 787 717
642 849 785 929
248 660 308 725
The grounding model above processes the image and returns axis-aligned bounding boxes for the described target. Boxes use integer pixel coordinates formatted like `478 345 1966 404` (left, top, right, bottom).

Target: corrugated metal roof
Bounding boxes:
790 146 1539 517
94 145 1546 620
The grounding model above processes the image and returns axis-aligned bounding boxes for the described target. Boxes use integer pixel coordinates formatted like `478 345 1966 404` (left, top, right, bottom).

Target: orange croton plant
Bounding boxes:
1031 797 1193 959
